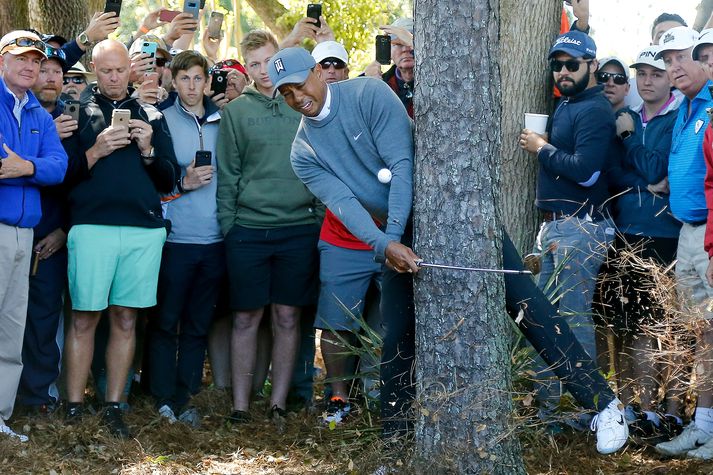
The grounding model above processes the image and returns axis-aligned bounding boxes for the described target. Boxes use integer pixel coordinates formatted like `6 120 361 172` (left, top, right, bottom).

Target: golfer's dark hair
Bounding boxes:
651 13 687 38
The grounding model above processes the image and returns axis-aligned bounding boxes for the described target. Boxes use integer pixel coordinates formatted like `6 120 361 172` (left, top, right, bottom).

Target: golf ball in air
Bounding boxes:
378 168 392 183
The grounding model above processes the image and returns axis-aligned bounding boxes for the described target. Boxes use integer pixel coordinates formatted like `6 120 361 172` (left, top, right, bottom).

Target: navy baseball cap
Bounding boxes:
268 47 316 97
548 31 597 59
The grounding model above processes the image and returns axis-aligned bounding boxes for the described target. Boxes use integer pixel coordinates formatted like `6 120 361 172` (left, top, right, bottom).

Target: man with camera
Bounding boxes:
147 50 225 427
61 39 178 438
0 30 68 442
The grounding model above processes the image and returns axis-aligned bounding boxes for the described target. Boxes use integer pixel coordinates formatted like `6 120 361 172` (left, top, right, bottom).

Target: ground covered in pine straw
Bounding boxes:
1 387 713 474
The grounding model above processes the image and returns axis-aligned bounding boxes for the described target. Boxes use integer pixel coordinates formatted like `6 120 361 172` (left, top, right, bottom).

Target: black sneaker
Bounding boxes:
630 409 683 445
226 410 251 424
269 405 288 433
65 403 84 424
102 404 130 439
323 397 352 425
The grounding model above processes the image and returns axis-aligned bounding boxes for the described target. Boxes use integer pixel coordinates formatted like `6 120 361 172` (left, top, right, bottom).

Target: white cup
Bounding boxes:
524 113 548 135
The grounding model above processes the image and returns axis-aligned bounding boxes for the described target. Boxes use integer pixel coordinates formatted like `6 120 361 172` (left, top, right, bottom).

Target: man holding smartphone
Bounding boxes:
61 39 178 438
148 50 225 427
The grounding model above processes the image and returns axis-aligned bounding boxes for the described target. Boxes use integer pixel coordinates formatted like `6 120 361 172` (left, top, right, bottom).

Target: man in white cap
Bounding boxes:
597 57 630 112
654 26 713 459
0 29 68 441
62 62 94 101
693 28 713 79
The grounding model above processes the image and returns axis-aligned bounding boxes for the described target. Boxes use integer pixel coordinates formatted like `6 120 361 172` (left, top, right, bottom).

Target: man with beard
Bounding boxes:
16 41 77 415
519 30 616 404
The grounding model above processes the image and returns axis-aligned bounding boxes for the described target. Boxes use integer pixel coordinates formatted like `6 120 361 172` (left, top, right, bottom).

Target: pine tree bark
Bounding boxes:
498 0 561 254
412 1 525 473
0 0 29 38
28 0 88 40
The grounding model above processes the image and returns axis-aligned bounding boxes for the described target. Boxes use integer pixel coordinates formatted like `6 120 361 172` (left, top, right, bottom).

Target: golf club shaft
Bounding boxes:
417 262 532 275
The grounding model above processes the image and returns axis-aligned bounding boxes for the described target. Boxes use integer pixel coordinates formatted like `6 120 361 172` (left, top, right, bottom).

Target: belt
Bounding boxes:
542 210 603 222
686 219 707 227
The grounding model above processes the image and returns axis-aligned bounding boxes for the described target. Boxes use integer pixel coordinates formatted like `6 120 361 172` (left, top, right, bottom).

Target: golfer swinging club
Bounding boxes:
271 47 419 438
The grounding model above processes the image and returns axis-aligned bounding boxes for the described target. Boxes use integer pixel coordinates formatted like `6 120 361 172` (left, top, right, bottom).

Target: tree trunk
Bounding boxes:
413 1 525 473
694 0 713 31
244 0 289 39
0 0 29 38
28 0 88 40
498 0 561 254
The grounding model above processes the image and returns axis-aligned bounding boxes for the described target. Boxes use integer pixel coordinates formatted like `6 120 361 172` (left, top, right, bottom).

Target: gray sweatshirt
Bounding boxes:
290 77 414 260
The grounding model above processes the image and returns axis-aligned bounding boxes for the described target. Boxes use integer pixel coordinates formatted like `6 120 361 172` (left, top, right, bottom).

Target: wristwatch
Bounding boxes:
620 130 633 140
78 32 91 47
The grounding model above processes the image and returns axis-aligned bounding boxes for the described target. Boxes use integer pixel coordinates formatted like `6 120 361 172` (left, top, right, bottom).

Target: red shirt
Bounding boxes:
320 209 379 251
703 126 713 257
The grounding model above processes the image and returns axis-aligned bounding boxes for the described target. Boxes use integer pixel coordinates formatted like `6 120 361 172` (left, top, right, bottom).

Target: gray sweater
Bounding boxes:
162 96 223 244
290 77 414 259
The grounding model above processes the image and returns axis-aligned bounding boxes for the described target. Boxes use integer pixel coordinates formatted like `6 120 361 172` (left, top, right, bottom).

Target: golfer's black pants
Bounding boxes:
379 229 615 438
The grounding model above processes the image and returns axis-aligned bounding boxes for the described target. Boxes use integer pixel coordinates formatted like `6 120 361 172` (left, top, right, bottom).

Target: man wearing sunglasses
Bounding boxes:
0 30 68 442
62 63 93 101
519 29 618 431
15 35 79 418
597 57 631 112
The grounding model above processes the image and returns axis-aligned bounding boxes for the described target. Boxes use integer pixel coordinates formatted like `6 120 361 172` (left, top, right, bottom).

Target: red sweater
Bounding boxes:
703 126 713 257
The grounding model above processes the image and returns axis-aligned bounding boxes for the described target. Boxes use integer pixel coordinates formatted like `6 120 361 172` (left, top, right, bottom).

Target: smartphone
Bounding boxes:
376 35 391 65
210 69 228 95
194 150 212 168
111 109 131 128
141 42 158 71
208 12 224 39
307 3 322 28
65 100 80 122
183 0 200 19
159 9 181 22
143 71 159 88
104 0 122 16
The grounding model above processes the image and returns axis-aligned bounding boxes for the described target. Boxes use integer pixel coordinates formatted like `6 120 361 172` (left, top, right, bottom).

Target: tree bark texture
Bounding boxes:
694 0 713 31
28 0 88 41
413 1 525 473
0 0 29 38
244 0 289 39
498 0 561 254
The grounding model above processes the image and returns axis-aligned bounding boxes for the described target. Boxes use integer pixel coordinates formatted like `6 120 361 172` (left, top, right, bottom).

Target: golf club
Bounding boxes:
416 261 532 275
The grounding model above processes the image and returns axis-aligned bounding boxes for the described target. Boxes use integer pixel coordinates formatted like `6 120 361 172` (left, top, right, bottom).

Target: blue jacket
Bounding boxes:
536 85 615 218
608 97 682 238
0 78 68 228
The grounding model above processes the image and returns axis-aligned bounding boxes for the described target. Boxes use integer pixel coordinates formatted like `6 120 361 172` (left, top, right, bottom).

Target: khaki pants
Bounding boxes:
0 222 33 420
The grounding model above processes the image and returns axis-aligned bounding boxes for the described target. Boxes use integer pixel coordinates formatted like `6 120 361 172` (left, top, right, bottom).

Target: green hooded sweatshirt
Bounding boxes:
217 85 323 234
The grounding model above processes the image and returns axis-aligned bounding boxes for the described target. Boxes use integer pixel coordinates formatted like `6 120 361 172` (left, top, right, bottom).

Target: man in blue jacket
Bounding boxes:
0 30 68 442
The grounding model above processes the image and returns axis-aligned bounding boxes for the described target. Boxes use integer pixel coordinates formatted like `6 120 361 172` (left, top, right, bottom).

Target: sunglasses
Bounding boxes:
549 59 591 73
63 76 86 85
212 59 241 70
319 59 346 70
0 37 46 55
44 45 66 61
596 71 628 85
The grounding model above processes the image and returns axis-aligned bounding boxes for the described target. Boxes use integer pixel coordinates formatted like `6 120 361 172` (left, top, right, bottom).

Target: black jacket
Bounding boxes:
64 87 179 229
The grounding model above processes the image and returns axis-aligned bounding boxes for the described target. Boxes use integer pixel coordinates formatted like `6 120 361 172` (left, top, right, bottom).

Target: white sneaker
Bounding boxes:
158 404 177 424
0 424 29 442
687 436 713 460
590 398 628 454
655 423 712 456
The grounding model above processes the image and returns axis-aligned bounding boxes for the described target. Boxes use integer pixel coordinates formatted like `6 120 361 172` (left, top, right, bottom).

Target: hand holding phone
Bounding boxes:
210 69 228 96
194 150 212 168
159 9 181 22
111 109 131 128
307 4 322 28
104 0 122 16
208 11 224 39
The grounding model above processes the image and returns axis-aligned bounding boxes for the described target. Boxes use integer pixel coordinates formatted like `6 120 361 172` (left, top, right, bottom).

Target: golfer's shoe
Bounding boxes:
323 397 351 425
655 423 712 457
590 398 628 454
687 436 713 460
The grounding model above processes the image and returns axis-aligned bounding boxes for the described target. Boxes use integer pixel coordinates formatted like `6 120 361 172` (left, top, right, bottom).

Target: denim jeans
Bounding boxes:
534 216 615 406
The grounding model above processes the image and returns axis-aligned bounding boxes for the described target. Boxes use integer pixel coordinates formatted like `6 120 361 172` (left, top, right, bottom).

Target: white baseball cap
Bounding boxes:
311 41 348 64
655 26 699 60
598 56 630 78
630 46 666 70
693 28 713 61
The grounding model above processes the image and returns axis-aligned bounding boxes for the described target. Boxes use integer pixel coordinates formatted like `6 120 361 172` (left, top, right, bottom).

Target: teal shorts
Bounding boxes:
67 224 166 311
